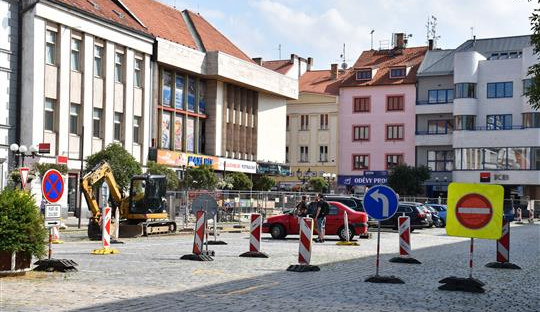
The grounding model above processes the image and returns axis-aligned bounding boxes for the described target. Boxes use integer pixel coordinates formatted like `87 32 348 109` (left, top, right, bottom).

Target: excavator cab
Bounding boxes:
129 175 167 214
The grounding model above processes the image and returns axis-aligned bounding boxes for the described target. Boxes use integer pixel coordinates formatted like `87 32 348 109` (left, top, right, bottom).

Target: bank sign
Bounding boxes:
338 171 388 186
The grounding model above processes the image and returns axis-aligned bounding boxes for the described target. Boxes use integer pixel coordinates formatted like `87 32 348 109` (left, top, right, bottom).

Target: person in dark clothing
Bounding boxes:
314 193 329 243
296 195 308 217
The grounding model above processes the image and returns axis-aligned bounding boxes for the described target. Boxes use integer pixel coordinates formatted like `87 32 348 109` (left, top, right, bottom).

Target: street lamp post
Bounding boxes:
322 172 337 194
296 168 311 192
10 143 38 167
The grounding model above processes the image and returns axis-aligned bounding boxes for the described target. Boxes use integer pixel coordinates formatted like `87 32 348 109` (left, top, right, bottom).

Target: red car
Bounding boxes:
262 201 369 241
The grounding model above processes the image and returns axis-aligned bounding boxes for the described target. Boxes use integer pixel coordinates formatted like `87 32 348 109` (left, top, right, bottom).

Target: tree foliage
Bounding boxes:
146 161 180 191
526 4 540 110
252 175 276 191
227 172 253 190
183 165 218 190
387 165 431 196
0 189 47 258
33 163 68 177
308 177 329 193
84 143 142 192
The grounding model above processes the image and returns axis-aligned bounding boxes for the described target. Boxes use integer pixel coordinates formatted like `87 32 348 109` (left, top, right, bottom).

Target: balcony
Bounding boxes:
453 127 540 148
415 131 453 146
416 100 453 114
453 98 478 115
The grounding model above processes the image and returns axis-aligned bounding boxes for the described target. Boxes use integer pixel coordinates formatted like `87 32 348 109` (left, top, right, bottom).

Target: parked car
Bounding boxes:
324 195 377 227
426 204 447 226
402 202 433 227
379 202 430 230
426 205 444 227
262 201 368 241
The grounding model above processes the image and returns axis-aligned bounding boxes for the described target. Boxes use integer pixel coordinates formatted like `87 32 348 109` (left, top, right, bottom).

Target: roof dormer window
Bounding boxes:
389 67 406 79
356 70 372 80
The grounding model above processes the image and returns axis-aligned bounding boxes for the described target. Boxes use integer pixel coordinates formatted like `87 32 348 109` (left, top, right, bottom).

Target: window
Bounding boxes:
300 115 309 130
226 107 230 123
114 112 123 141
92 108 102 138
133 116 141 144
134 58 143 87
428 89 454 104
455 83 476 98
286 115 289 131
523 113 540 128
386 154 404 169
285 146 289 163
114 52 124 83
488 51 522 60
523 78 533 94
352 154 369 170
455 115 476 130
320 114 328 130
70 38 81 71
300 146 309 162
389 67 406 78
487 82 513 98
456 147 537 170
356 70 372 80
94 45 103 77
44 98 55 131
353 97 370 113
427 120 453 134
386 124 404 140
319 146 328 162
353 125 370 141
69 104 80 134
486 114 512 130
162 71 172 106
427 150 453 172
238 110 242 126
46 30 57 65
387 95 404 111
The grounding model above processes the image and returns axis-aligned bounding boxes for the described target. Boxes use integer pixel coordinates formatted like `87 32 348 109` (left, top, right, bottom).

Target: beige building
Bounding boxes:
262 57 342 191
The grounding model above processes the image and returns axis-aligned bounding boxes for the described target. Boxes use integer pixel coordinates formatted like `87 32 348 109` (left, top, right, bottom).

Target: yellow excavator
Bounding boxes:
81 161 177 240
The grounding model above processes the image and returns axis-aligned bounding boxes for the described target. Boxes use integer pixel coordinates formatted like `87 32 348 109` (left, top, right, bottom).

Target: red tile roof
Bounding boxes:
341 46 428 87
120 0 197 49
298 70 345 96
185 11 254 63
51 0 149 34
261 60 294 75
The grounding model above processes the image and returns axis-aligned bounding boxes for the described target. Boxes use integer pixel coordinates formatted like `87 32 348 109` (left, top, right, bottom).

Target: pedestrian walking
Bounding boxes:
314 194 329 243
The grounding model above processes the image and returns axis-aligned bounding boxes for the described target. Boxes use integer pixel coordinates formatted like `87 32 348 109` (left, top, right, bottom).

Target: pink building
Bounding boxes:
338 41 427 189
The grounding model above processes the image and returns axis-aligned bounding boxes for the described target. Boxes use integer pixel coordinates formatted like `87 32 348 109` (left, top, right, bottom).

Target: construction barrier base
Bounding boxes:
336 241 359 246
111 239 124 244
286 264 320 272
239 251 269 258
201 250 215 257
485 262 522 270
52 240 64 244
389 256 421 264
364 274 405 284
33 259 78 272
207 240 228 245
438 277 485 293
359 233 372 239
180 254 214 261
91 248 119 255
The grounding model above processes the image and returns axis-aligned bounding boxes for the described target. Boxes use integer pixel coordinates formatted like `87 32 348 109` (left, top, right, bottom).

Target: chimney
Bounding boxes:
395 33 405 49
331 63 338 80
290 53 297 63
307 57 313 71
252 57 263 65
428 39 434 50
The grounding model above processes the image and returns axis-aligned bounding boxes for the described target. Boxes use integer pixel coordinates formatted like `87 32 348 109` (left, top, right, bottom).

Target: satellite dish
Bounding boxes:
191 194 218 219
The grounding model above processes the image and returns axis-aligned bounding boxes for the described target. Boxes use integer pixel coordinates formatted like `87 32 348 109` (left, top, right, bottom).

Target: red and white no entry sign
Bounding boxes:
455 193 493 230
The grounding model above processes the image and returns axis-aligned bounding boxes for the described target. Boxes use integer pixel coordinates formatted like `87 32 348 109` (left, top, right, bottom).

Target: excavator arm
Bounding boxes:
81 161 125 220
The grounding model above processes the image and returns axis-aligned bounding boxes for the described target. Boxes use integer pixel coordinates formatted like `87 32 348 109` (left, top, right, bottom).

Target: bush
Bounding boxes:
387 165 431 196
85 143 142 192
308 177 328 193
0 189 47 258
184 165 218 190
253 175 275 191
146 161 180 191
228 172 253 190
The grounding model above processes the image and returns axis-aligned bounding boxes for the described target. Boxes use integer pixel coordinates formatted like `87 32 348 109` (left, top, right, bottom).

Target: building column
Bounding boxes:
57 25 71 156
142 54 151 166
82 33 94 159
103 41 115 146
123 48 134 153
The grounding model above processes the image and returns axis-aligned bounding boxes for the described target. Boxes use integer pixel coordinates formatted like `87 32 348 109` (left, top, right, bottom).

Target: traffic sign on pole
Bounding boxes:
42 169 65 203
363 185 399 220
19 167 30 189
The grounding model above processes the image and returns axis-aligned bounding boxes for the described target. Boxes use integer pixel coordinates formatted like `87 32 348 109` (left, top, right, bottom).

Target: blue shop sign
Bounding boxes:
338 171 388 186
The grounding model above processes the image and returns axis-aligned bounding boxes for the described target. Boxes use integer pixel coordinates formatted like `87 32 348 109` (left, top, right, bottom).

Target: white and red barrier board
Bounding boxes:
398 216 411 257
102 207 111 249
496 220 510 263
299 217 313 265
249 214 262 252
193 211 205 255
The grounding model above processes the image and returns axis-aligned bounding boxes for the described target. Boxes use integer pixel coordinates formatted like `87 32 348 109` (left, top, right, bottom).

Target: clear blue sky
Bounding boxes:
162 0 536 70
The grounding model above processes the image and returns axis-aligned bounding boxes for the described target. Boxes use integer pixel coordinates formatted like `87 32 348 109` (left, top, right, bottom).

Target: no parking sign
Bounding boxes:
42 169 65 204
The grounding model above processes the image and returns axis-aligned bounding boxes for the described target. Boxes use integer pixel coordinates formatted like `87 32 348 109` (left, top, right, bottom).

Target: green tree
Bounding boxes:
146 161 180 191
33 163 68 177
184 165 218 190
84 143 142 192
252 175 276 191
308 177 328 193
227 172 253 190
387 165 431 196
526 4 540 110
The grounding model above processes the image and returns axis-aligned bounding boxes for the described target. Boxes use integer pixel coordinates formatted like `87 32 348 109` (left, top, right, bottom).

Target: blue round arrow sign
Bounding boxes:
42 169 64 203
364 185 399 221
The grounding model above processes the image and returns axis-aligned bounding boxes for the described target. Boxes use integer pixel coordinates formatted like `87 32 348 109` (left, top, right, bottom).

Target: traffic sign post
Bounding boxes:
363 185 404 284
439 183 504 293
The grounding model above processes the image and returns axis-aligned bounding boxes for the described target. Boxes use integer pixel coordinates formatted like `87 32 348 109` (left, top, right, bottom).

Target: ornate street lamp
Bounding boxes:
322 172 337 193
10 143 38 167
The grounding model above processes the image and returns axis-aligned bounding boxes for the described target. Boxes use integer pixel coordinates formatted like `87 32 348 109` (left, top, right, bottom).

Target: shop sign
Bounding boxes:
338 171 388 186
156 149 217 169
218 158 257 174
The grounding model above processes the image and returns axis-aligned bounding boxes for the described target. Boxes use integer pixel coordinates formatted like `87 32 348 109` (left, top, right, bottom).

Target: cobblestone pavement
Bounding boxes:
1 223 539 312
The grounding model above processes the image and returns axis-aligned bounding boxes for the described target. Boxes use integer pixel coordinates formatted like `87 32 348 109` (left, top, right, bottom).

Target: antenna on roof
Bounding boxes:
426 15 440 49
278 44 282 59
370 30 375 50
339 43 348 70
470 26 474 39
173 0 176 9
